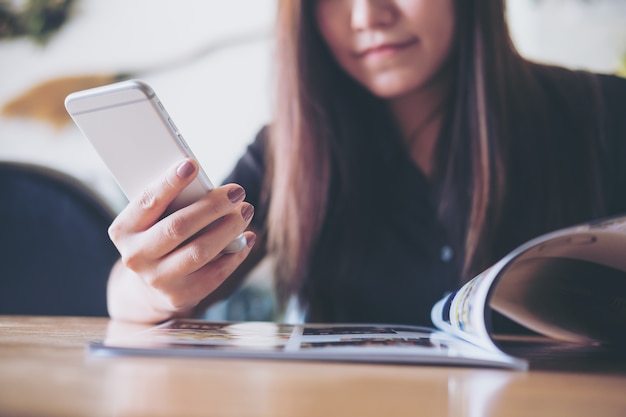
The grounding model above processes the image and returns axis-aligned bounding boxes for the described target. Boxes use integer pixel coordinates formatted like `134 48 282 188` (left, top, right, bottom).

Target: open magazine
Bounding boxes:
89 215 626 371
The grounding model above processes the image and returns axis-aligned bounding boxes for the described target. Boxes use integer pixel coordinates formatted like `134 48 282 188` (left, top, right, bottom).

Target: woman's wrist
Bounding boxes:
106 259 192 323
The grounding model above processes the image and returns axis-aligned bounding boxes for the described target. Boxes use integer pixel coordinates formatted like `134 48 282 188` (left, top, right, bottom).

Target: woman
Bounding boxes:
107 0 626 325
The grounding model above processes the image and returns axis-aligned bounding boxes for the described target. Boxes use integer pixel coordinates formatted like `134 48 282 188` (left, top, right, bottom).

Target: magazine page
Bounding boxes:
431 215 626 348
430 259 509 352
92 319 527 370
489 216 626 345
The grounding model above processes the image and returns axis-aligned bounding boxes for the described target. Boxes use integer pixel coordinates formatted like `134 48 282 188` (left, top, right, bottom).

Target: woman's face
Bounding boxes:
315 0 456 99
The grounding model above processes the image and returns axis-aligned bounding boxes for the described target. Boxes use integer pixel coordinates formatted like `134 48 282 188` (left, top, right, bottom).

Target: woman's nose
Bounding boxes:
351 0 397 31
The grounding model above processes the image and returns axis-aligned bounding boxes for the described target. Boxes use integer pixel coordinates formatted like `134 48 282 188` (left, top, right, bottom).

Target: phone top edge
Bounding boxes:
64 79 155 115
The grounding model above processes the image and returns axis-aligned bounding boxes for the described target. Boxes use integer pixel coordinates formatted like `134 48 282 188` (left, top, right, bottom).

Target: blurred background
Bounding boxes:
0 0 276 210
1 0 625 320
1 0 624 208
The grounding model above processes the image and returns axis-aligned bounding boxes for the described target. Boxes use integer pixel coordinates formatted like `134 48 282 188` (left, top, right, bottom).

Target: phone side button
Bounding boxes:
177 134 190 149
168 117 178 132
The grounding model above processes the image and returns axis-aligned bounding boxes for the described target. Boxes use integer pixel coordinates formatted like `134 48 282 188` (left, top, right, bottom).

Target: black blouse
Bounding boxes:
223 70 626 327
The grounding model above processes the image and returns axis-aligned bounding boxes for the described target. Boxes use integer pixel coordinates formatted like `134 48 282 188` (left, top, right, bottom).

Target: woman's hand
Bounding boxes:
106 158 256 323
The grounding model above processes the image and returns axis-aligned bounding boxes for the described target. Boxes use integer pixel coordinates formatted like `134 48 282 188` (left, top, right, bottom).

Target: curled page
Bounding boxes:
431 215 626 348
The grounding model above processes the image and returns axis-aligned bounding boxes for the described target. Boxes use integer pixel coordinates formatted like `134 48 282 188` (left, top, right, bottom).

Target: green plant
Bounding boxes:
0 0 76 45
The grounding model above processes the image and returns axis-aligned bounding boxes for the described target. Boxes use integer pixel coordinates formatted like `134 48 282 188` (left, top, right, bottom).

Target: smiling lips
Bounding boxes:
356 38 418 60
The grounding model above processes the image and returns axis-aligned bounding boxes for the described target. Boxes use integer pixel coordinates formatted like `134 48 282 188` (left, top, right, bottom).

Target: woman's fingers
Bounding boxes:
141 186 249 258
114 159 200 234
150 230 257 312
109 157 250 267
148 202 255 282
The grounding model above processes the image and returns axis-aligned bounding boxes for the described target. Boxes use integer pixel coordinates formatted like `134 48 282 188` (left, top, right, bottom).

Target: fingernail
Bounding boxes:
241 204 254 223
228 186 246 204
246 234 256 248
177 160 195 179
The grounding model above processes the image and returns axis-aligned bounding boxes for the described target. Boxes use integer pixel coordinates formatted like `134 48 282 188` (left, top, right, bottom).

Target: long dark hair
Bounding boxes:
266 0 608 306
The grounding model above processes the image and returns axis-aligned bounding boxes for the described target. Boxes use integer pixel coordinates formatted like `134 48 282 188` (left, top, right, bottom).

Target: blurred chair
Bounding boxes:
0 161 119 316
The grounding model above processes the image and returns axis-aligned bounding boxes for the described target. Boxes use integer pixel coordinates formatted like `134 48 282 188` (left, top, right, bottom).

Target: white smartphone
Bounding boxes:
65 79 246 253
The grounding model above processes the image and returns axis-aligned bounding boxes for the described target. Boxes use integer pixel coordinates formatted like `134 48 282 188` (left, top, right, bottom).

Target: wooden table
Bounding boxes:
1 316 625 417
